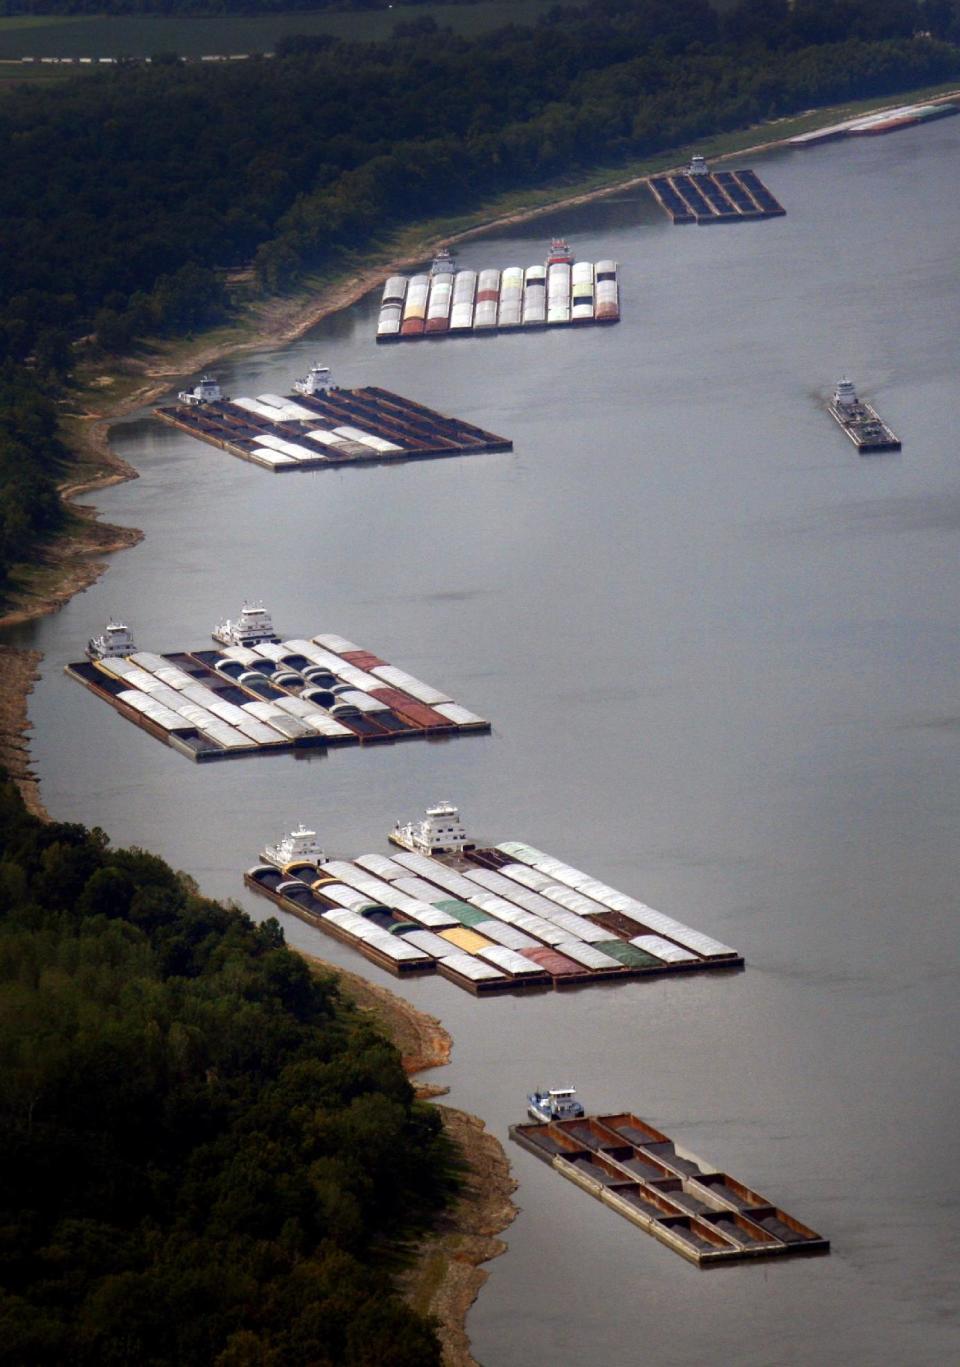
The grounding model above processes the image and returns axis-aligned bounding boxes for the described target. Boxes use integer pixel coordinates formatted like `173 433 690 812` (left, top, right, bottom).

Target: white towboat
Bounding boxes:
177 375 222 406
212 603 280 648
390 801 475 856
293 363 333 397
687 153 710 176
261 824 325 870
86 620 136 660
527 1087 585 1123
430 246 456 275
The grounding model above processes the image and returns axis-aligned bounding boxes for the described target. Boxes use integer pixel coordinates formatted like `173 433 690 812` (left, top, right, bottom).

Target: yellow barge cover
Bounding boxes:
440 926 493 955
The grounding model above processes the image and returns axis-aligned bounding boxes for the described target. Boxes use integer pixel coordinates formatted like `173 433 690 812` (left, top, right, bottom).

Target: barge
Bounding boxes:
154 366 512 471
790 99 957 146
377 239 619 342
243 804 743 995
510 1109 829 1266
649 157 785 224
828 378 901 452
66 619 490 763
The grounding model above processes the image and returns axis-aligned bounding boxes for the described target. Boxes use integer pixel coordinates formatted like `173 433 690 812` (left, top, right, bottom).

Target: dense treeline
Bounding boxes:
0 770 452 1364
0 0 477 15
1 0 958 367
0 0 958 598
0 1 436 14
0 367 65 591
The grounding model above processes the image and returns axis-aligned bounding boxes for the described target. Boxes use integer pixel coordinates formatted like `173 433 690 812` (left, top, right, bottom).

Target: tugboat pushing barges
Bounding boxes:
828 377 901 452
527 1087 585 1123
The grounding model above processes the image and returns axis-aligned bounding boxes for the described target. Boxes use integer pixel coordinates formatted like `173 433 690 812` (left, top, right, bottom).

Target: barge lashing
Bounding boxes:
153 385 512 472
66 632 490 763
510 1112 828 1266
242 807 743 997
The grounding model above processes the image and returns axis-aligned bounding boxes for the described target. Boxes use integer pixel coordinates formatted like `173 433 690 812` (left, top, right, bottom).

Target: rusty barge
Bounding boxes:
510 1110 829 1266
244 803 743 995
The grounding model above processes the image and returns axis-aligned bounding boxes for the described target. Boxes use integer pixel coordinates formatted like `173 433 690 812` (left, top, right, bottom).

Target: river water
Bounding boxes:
7 119 960 1364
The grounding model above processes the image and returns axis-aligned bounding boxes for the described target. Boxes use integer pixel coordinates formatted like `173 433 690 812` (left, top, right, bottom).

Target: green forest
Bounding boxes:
1 0 959 600
0 770 454 1364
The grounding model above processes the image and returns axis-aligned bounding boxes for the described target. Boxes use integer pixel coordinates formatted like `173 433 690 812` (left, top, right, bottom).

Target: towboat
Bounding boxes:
177 375 222 406
86 620 136 660
828 377 901 452
390 801 475 856
546 236 574 266
261 824 325 870
293 363 333 397
430 246 456 275
212 603 280 647
527 1087 585 1123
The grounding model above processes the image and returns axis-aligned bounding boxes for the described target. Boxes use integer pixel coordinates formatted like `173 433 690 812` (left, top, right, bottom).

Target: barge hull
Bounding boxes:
828 401 901 452
510 1115 829 1266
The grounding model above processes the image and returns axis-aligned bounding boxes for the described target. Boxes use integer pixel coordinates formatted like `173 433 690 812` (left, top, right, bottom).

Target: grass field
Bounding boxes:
0 3 559 59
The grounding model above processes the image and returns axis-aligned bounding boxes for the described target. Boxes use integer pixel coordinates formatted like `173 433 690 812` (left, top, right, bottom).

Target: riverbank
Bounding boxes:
300 952 517 1367
2 78 958 651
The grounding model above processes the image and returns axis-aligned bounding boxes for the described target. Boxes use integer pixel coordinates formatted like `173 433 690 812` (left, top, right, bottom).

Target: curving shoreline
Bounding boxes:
2 83 958 648
300 954 517 1367
1 82 958 1365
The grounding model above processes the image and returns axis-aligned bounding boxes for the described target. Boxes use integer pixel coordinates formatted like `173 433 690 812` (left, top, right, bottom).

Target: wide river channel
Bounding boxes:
7 118 960 1365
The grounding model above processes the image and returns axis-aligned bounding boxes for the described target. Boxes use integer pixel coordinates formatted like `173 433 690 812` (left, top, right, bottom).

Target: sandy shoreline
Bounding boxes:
299 952 517 1367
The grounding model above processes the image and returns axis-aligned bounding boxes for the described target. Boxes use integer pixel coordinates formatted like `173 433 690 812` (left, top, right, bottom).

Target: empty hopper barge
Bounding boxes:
510 1110 829 1266
649 158 785 225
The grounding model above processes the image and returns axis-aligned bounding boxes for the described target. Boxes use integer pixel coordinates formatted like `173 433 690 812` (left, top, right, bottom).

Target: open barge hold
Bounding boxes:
153 368 511 472
377 240 619 342
244 803 742 994
66 629 489 764
828 378 901 453
649 157 785 225
510 1111 829 1266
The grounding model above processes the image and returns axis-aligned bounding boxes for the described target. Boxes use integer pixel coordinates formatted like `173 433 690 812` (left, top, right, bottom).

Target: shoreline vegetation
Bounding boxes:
2 77 958 648
301 955 518 1367
1 69 958 1366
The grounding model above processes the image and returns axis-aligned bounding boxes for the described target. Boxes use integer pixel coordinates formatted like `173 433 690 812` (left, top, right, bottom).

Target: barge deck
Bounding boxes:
154 384 512 472
378 250 619 342
828 399 901 452
510 1111 829 1266
66 631 490 762
649 167 784 224
243 809 743 995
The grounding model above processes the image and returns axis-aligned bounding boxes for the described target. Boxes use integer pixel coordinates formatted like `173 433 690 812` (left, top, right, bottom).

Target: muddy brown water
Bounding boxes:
7 118 960 1364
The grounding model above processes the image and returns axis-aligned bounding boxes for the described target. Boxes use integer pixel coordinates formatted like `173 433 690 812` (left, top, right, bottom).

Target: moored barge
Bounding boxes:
377 239 619 341
154 367 512 471
649 156 785 224
67 621 490 763
510 1109 829 1266
244 804 743 995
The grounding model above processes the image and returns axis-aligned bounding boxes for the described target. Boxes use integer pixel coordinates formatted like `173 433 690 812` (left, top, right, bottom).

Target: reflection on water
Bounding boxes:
8 120 960 1365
